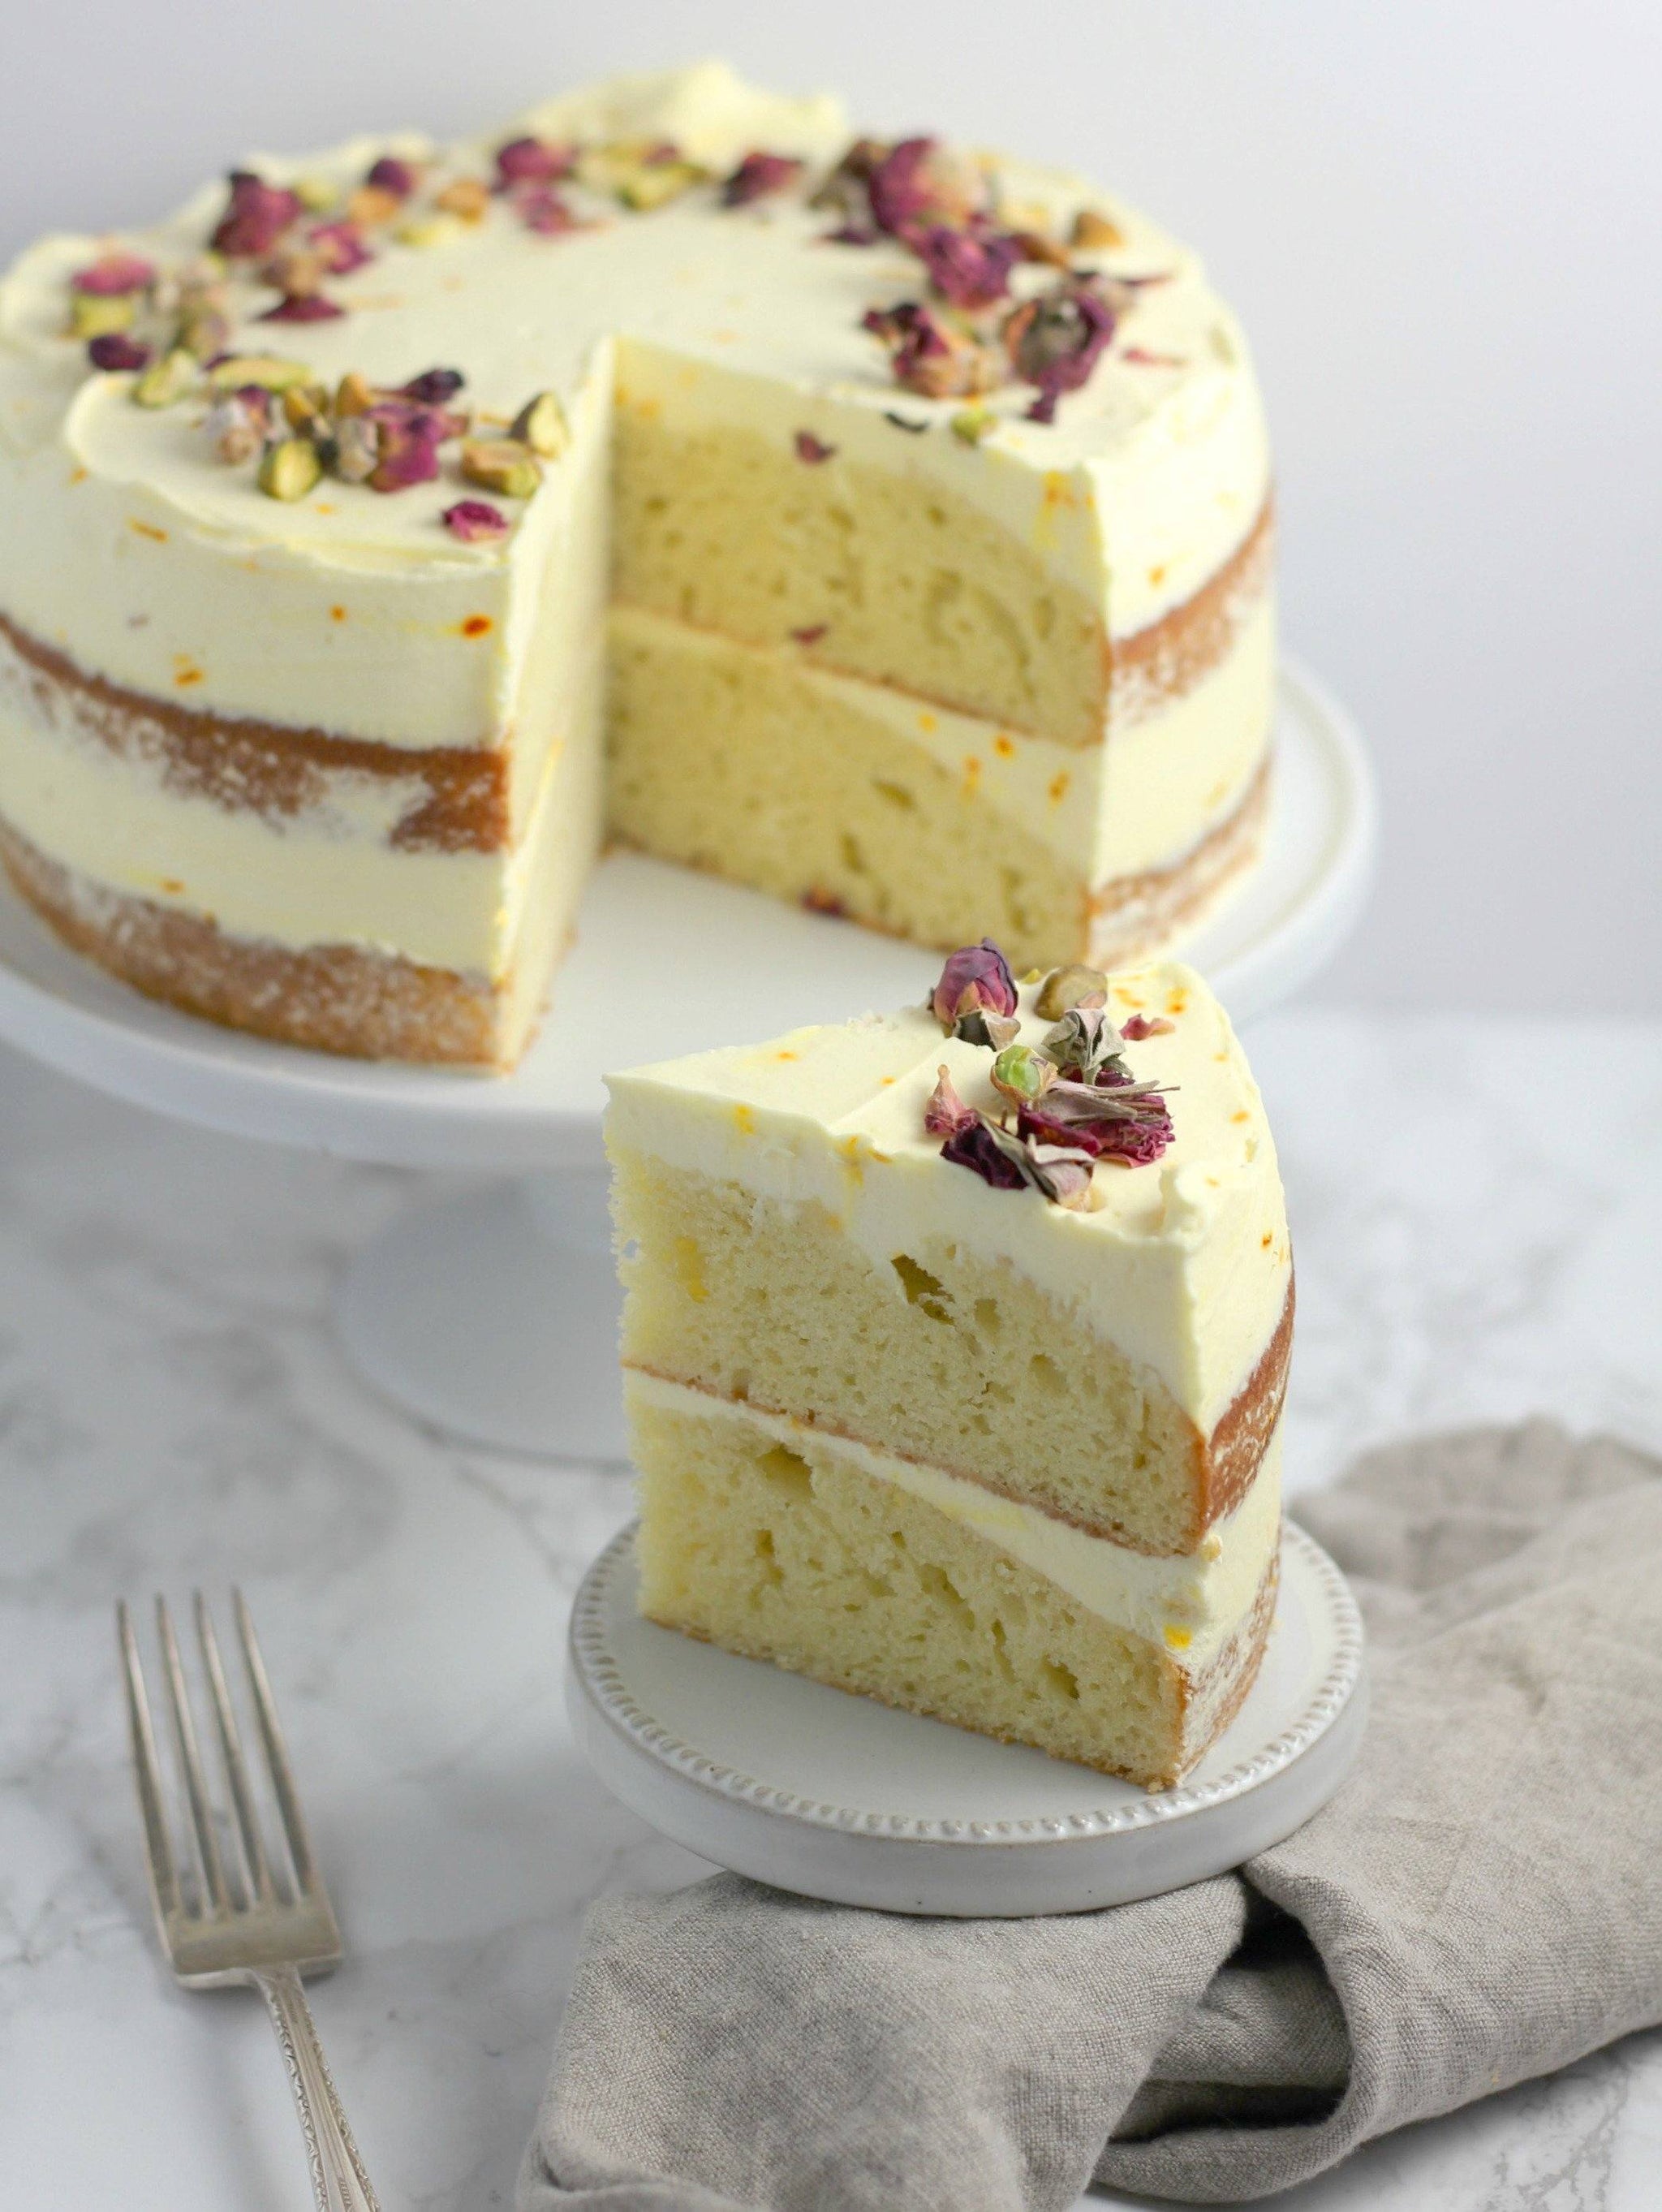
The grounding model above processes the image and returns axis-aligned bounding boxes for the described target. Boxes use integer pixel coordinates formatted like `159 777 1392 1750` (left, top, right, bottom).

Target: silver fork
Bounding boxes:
118 1591 381 2212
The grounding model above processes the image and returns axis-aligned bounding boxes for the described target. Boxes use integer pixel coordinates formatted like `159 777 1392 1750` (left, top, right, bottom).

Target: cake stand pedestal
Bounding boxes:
0 660 1373 1462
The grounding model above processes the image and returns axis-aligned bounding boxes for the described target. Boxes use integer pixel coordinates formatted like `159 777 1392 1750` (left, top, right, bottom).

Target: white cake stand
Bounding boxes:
566 1520 1367 1915
0 658 1374 1458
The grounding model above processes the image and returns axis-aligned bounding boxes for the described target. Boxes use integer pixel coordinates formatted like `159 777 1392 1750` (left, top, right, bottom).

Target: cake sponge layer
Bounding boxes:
611 399 1109 746
628 1378 1278 1788
614 1147 1268 1553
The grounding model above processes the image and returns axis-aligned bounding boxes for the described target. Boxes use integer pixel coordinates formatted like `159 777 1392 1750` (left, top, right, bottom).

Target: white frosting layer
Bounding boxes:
611 590 1272 881
605 963 1291 1433
628 1369 1281 1671
0 63 1270 745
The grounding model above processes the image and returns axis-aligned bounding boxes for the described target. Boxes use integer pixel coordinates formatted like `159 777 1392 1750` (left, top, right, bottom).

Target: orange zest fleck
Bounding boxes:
129 520 167 543
992 733 1014 759
460 614 493 638
159 877 183 895
173 658 204 688
330 605 347 623
1048 770 1070 804
69 466 88 486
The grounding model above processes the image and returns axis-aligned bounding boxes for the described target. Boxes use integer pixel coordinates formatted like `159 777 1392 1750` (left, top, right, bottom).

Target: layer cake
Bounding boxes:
0 64 1274 1065
606 945 1291 1787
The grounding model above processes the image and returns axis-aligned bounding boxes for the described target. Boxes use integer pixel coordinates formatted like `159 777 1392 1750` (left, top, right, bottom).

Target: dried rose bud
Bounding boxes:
330 412 379 482
212 171 304 259
923 1065 979 1139
87 333 150 373
941 1119 1029 1192
259 292 345 324
861 301 999 399
911 224 1022 310
1005 282 1117 423
990 1045 1056 1107
1023 1097 1173 1169
1120 1013 1174 1041
722 151 805 206
308 221 372 276
205 390 267 464
867 137 988 239
519 188 579 236
810 137 886 221
70 294 136 338
510 390 570 458
493 136 575 188
71 252 157 297
794 430 836 464
365 155 418 201
132 348 196 407
366 405 445 492
1070 208 1125 252
435 178 490 223
1036 964 1107 1020
931 939 1018 1037
398 366 465 405
257 437 323 502
460 438 541 498
442 498 509 542
1040 1005 1127 1084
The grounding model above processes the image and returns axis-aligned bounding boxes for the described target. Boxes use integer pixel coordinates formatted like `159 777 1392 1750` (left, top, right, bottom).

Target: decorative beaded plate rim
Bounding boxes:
568 1518 1364 1846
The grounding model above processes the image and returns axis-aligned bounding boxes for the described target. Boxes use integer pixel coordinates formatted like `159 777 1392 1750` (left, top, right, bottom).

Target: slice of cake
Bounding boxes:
0 63 1272 1065
605 945 1291 1788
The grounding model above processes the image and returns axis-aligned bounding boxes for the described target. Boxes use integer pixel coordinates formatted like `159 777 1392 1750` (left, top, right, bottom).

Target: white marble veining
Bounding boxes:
2 1009 1660 2210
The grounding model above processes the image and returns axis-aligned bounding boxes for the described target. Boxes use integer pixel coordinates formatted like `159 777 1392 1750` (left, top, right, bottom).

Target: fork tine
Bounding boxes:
195 1592 273 1904
156 1595 230 1914
234 1589 319 1896
117 1601 181 1924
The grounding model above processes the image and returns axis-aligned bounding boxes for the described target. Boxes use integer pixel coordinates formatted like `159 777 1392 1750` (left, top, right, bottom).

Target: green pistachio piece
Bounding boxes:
132 348 197 409
1036 963 1108 1021
460 438 542 499
990 1044 1055 1106
69 294 136 339
949 407 997 446
206 354 315 395
257 437 323 502
510 390 571 459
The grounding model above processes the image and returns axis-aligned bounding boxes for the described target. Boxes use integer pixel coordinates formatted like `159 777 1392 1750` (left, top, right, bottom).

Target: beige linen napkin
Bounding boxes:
519 1421 1662 2209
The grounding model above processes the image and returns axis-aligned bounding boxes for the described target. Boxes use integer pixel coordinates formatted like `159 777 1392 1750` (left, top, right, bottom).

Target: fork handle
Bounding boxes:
255 1965 381 2212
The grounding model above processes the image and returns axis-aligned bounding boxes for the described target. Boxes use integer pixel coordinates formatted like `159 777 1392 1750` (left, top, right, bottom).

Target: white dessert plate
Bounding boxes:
566 1520 1367 1917
0 658 1373 1171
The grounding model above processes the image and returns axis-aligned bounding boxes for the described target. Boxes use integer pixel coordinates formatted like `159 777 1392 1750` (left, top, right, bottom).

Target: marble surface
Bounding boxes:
3 1008 1661 2211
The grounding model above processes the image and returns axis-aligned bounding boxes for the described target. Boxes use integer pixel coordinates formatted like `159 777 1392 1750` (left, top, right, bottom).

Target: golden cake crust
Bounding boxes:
0 820 502 1063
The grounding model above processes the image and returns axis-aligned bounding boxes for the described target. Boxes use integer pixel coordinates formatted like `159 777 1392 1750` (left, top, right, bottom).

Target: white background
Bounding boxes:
6 1 1659 1015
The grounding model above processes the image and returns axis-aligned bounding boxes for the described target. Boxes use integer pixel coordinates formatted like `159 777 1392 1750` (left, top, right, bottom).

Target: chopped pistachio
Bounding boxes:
395 213 462 249
294 175 340 212
257 437 323 502
333 370 373 418
618 159 704 211
990 1044 1056 1106
434 177 490 222
510 390 570 459
331 414 379 483
949 406 997 446
580 139 706 209
282 382 329 433
206 354 314 394
176 304 230 360
1036 963 1108 1020
460 438 542 498
1070 208 1125 252
69 294 136 339
346 183 403 229
132 348 197 408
